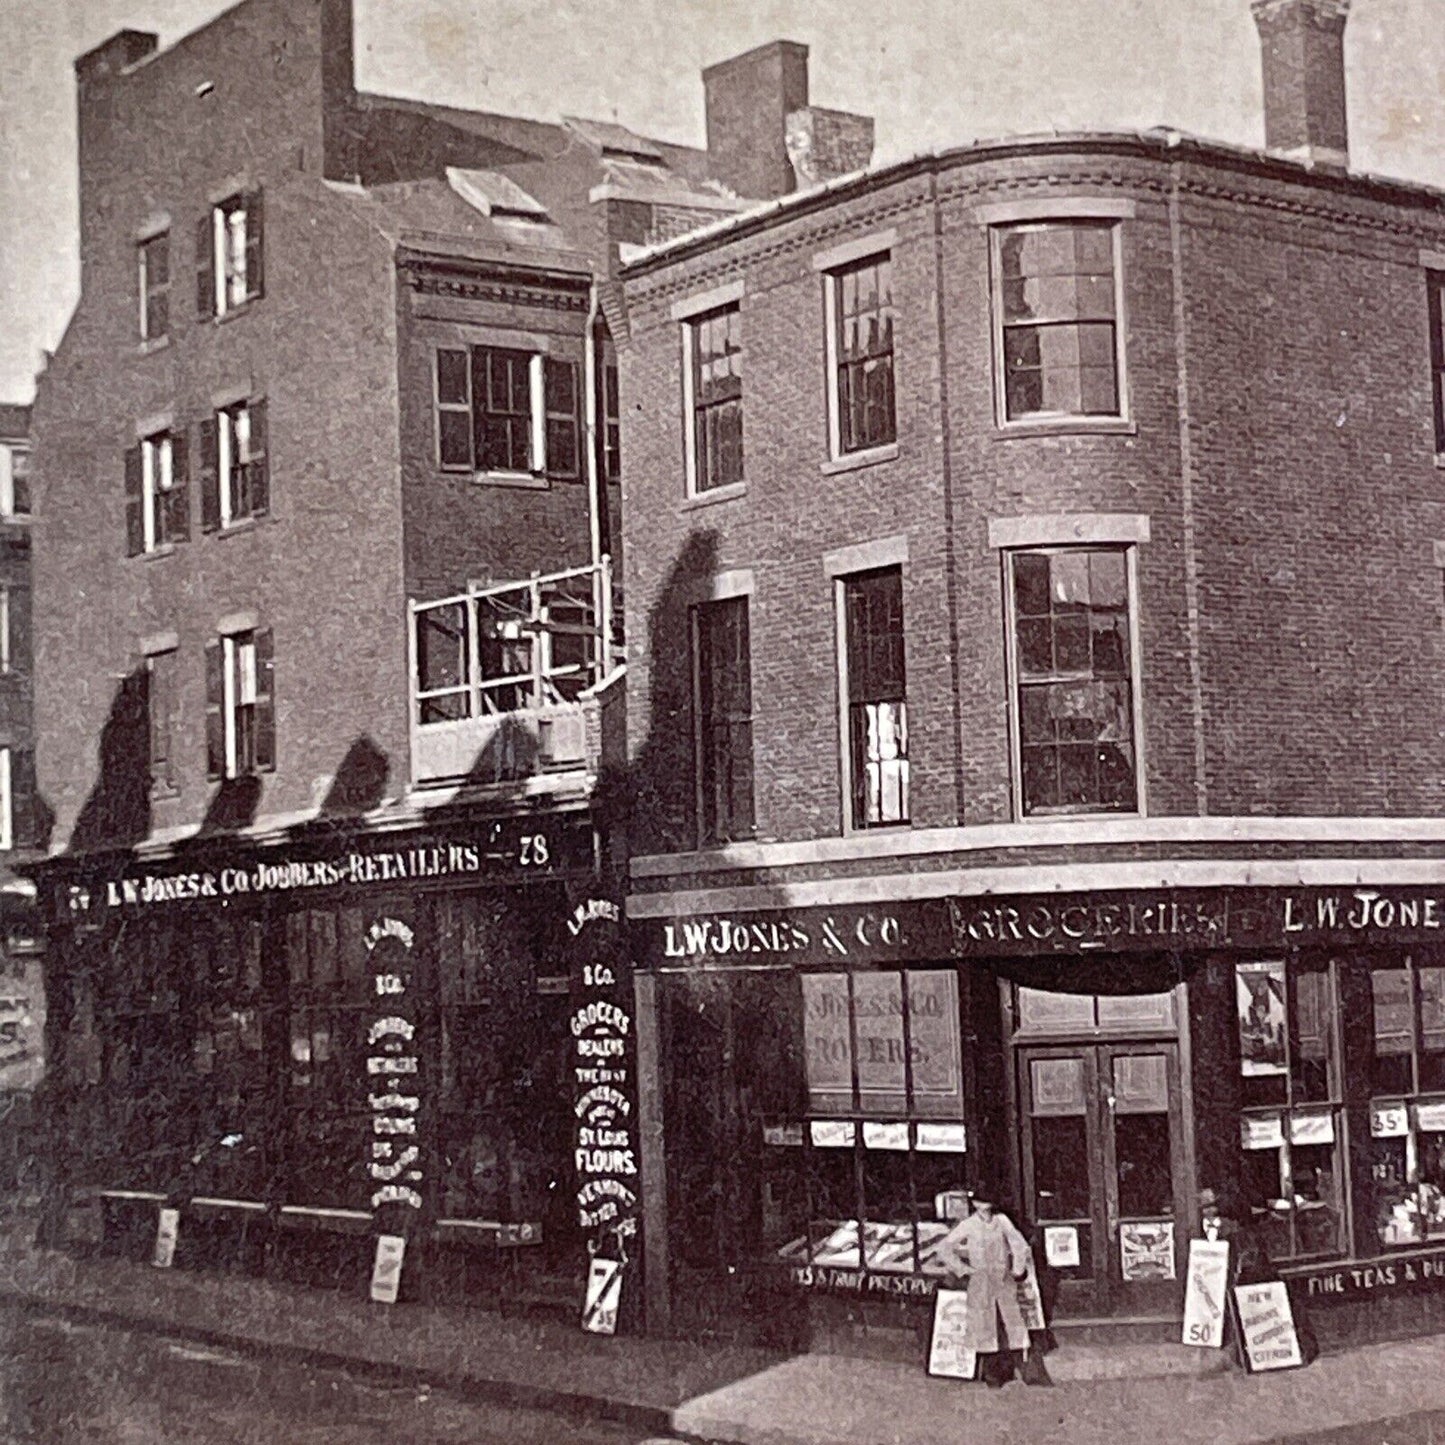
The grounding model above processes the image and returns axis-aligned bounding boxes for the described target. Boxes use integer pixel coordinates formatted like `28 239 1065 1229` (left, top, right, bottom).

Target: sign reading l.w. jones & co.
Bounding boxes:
639 887 1445 964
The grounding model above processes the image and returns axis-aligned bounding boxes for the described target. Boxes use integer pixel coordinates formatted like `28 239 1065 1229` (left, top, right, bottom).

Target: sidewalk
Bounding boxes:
3 1217 1445 1445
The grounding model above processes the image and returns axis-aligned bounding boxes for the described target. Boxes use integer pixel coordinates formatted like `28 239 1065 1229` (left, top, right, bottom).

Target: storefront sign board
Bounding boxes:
1295 1249 1445 1299
926 1288 977 1380
1182 1239 1230 1347
1234 1281 1304 1372
365 916 424 1215
369 1233 407 1304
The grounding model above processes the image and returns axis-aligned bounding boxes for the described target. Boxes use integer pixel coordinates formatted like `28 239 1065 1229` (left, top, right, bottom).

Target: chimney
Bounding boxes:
74 29 158 86
704 40 811 201
1251 0 1350 167
785 107 875 188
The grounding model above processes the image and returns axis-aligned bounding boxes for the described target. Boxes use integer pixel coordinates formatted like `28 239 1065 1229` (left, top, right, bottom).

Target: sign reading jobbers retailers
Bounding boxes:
566 892 639 1332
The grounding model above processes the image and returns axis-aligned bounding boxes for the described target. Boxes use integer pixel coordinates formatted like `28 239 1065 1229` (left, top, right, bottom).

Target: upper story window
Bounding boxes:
434 347 580 481
200 398 268 530
0 582 26 678
603 359 622 483
145 649 178 794
841 566 908 828
993 221 1123 425
197 191 263 320
827 254 896 456
0 746 33 852
206 628 275 780
1429 270 1445 455
125 429 190 556
685 305 743 494
1006 546 1139 817
693 595 754 845
0 444 30 519
138 231 170 343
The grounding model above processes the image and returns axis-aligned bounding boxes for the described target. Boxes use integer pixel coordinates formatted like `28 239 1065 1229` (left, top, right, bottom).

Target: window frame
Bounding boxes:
989 219 1129 431
0 746 10 852
682 303 744 498
691 594 756 847
206 192 263 318
837 565 910 832
1002 543 1146 821
216 399 267 528
138 230 170 343
0 444 30 520
206 627 275 780
1428 270 1445 457
824 252 897 460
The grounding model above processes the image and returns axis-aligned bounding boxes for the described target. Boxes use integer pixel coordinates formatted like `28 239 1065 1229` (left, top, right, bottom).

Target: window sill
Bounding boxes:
133 543 179 562
842 820 912 839
150 784 180 802
210 299 259 327
213 516 272 539
821 443 899 477
995 416 1137 440
472 470 550 491
137 335 172 357
682 482 746 511
1018 806 1143 823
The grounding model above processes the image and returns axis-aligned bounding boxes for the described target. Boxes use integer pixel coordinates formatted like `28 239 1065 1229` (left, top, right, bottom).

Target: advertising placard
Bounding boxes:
1182 1239 1230 1348
926 1287 977 1379
369 1233 407 1305
1044 1224 1081 1269
1234 1280 1304 1372
582 1255 623 1335
152 1207 180 1269
1120 1221 1176 1282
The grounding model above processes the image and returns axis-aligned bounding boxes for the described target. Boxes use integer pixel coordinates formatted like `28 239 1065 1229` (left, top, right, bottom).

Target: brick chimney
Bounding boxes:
704 41 811 201
74 28 158 85
1251 0 1350 167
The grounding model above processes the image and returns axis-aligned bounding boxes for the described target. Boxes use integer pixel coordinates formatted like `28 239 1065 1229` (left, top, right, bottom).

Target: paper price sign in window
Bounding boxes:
1044 1224 1080 1269
863 1121 909 1151
1371 1103 1409 1138
810 1119 856 1148
1288 1109 1335 1145
1241 1113 1284 1150
1417 1101 1445 1133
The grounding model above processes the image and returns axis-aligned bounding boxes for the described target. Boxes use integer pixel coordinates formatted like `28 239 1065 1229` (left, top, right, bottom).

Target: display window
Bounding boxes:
1235 957 1346 1260
1367 954 1445 1249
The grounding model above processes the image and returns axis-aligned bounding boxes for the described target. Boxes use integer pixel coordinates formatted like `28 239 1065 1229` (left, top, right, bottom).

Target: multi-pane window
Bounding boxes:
687 305 743 493
206 629 275 780
1429 271 1445 454
1236 957 1346 1261
1368 956 1445 1249
1007 547 1139 816
0 746 33 852
0 583 27 676
994 221 1122 423
197 191 263 319
200 398 268 529
146 649 178 793
0 445 30 519
693 596 754 845
433 347 581 479
124 430 190 556
138 231 170 343
829 255 896 455
841 567 908 828
603 359 622 483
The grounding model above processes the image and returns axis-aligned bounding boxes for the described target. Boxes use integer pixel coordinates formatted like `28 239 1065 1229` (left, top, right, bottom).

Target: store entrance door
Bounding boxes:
1018 1043 1187 1316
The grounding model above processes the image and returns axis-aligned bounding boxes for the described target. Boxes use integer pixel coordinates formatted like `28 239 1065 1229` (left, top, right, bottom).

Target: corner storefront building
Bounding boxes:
629 873 1445 1349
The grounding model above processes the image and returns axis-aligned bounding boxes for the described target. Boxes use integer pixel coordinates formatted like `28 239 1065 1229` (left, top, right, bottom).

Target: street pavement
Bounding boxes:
8 1212 1445 1444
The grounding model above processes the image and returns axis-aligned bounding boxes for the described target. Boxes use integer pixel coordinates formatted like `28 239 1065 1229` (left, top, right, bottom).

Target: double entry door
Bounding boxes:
1018 1042 1188 1315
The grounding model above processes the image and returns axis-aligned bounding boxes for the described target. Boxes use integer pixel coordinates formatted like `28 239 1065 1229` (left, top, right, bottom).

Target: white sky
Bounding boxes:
1 0 1442 401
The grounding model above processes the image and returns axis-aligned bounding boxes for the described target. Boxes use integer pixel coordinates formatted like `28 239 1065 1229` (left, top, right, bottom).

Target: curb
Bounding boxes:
0 1289 689 1439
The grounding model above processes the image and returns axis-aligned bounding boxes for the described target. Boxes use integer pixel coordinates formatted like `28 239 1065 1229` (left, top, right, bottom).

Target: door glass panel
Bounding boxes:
1097 991 1175 1031
1113 1054 1172 1218
1030 1056 1085 1114
1113 1052 1168 1113
1032 1115 1091 1220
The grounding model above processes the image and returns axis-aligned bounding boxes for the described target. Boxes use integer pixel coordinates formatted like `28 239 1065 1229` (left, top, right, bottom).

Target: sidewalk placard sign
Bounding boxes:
1234 1280 1304 1372
152 1207 179 1269
1182 1239 1230 1348
1017 1259 1046 1331
926 1287 977 1379
582 1255 623 1335
370 1233 407 1305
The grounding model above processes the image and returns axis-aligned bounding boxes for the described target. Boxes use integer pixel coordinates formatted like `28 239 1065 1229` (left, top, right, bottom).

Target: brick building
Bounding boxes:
618 0 1445 1350
27 0 868 1314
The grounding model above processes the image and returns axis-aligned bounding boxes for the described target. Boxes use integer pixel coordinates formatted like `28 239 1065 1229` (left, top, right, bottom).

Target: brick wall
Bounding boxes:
618 139 1445 856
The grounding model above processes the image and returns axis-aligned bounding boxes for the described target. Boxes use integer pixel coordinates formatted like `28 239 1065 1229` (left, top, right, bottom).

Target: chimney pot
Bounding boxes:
1251 0 1351 168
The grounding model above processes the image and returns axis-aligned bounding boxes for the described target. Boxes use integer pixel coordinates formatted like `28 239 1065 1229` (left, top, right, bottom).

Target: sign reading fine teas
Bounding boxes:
365 917 423 1214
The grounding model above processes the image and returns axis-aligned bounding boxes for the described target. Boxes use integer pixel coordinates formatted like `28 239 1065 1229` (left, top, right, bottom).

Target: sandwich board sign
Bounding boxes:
926 1287 977 1380
1182 1239 1230 1348
582 1255 623 1335
1234 1280 1304 1372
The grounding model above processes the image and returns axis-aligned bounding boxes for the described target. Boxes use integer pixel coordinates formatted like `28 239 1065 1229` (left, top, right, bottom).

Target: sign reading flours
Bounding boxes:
54 816 592 917
567 895 639 1268
639 887 1445 966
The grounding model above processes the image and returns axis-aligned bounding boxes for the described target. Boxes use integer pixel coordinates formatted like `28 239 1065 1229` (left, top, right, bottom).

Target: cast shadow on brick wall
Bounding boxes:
68 668 150 852
318 736 390 818
599 528 719 853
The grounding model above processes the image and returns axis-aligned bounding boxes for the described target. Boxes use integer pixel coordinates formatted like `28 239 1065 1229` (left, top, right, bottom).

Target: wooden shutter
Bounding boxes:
247 397 269 516
11 748 35 849
245 190 264 301
164 427 190 544
199 415 221 532
124 444 144 556
205 640 226 780
196 211 215 319
544 356 580 479
9 585 31 676
253 627 275 772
